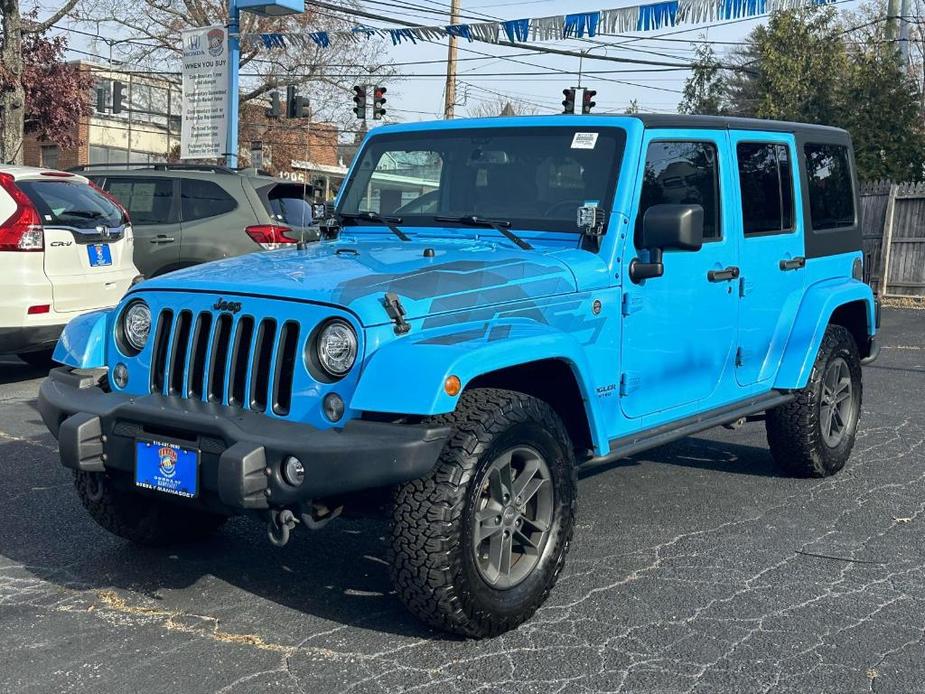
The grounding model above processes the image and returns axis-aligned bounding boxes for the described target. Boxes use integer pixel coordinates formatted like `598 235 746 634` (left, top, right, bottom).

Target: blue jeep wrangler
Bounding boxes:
38 115 879 638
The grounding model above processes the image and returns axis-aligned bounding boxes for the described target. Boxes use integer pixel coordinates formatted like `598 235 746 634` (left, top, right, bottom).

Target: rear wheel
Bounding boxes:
389 388 577 638
75 471 228 546
766 325 862 477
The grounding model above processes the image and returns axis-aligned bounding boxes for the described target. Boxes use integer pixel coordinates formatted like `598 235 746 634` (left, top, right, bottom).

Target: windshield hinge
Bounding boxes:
383 292 411 335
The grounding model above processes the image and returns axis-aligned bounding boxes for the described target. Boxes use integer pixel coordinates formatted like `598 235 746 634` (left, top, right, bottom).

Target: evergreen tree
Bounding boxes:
679 42 727 115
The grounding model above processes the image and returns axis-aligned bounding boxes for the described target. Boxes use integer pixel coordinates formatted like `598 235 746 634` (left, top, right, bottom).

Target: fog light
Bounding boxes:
323 392 345 422
282 456 305 486
113 363 129 389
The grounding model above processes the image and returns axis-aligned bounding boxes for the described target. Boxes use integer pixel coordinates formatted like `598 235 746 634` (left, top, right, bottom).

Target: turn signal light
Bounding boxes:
444 375 461 397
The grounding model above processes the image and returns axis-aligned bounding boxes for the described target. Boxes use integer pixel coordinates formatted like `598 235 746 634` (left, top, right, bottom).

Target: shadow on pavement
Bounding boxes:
0 359 48 386
579 434 785 480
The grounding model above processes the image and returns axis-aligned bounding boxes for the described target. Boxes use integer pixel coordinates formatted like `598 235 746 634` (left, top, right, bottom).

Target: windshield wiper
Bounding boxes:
340 211 410 242
435 215 532 251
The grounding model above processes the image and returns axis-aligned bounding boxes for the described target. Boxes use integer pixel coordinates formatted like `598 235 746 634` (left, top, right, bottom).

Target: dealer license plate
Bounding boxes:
134 440 199 498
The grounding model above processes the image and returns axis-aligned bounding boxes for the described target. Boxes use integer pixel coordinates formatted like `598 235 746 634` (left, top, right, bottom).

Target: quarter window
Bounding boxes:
181 179 237 221
638 141 721 241
737 142 795 235
804 143 855 230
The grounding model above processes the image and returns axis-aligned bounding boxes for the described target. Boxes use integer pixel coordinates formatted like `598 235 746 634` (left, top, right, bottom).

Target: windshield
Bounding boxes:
17 179 125 229
338 126 626 233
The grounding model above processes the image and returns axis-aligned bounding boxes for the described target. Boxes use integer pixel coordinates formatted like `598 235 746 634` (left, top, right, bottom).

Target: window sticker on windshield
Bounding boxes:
571 132 599 150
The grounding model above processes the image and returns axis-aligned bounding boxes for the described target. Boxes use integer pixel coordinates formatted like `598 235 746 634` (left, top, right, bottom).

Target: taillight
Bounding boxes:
0 173 43 252
245 224 297 250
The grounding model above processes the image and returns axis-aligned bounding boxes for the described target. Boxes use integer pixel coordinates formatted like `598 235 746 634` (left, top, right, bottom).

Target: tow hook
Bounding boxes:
300 501 343 530
266 502 345 546
267 509 298 547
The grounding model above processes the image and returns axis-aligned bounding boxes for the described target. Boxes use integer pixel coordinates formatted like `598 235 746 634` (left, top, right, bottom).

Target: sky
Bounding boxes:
49 0 867 127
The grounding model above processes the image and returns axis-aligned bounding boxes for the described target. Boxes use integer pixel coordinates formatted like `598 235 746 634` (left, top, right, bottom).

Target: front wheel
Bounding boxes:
75 471 228 546
390 388 577 638
766 325 863 477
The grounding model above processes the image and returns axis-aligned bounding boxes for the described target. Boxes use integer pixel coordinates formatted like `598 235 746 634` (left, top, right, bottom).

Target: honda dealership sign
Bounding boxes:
181 26 229 160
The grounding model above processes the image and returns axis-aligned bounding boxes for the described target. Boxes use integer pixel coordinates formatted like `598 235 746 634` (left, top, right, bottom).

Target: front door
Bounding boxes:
620 132 740 419
103 176 180 277
730 135 806 386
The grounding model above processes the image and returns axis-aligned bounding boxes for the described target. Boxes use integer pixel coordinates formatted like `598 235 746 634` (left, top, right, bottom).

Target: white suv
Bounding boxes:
0 167 139 366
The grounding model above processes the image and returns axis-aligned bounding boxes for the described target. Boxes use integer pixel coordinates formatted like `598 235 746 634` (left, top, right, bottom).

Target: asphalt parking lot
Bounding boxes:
1 308 923 694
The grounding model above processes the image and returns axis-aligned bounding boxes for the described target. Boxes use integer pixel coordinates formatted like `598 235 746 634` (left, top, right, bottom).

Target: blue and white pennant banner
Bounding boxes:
241 0 833 51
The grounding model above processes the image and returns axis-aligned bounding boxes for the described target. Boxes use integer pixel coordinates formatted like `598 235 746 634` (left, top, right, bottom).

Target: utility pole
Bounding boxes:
899 0 911 65
443 0 460 119
887 0 901 43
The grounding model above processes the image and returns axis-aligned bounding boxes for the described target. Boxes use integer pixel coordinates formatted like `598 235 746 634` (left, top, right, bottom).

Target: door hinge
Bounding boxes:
621 293 644 316
382 292 411 335
735 347 744 367
739 276 753 298
620 372 640 396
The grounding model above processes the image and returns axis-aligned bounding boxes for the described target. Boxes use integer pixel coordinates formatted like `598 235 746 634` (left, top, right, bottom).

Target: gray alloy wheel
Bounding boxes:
820 356 855 448
472 445 555 590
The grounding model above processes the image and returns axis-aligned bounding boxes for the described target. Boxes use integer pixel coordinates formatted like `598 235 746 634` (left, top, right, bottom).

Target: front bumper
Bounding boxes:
38 367 452 513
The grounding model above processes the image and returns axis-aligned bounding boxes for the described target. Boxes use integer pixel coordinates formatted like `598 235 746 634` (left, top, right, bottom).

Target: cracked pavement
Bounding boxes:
0 308 923 693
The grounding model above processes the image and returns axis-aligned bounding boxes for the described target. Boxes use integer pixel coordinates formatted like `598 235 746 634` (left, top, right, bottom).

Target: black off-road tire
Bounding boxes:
766 325 863 477
389 388 577 638
18 349 56 370
74 471 228 546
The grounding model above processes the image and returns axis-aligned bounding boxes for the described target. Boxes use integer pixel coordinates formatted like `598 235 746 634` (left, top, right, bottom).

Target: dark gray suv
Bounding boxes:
72 164 319 277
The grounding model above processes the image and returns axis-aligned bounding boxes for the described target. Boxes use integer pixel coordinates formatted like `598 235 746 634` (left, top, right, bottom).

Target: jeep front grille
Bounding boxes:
150 309 300 416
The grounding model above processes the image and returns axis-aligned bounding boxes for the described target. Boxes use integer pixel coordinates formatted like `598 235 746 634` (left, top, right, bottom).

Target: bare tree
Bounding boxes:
76 0 393 128
467 96 538 118
0 0 78 163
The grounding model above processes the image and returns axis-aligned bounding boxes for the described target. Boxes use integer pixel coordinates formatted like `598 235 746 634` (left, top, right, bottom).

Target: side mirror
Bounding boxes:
630 204 704 283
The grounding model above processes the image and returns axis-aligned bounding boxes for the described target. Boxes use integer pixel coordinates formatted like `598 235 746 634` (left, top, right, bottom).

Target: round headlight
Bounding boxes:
316 320 357 378
121 301 151 353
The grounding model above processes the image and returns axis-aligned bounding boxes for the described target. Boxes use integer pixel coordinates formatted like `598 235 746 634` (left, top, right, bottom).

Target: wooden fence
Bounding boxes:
860 181 925 297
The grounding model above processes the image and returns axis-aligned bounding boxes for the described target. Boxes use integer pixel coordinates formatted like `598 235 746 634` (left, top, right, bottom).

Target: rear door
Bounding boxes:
178 177 256 264
103 176 180 277
15 176 135 312
730 134 806 385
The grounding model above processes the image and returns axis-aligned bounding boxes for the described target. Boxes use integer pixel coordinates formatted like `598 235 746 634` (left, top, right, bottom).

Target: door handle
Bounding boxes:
779 256 806 271
150 235 175 244
707 266 740 282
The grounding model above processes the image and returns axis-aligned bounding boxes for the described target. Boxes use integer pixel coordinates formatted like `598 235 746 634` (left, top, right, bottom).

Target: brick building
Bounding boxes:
24 61 345 198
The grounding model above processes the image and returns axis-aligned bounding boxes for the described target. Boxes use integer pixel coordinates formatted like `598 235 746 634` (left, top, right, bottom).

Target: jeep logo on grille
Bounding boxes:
213 299 242 314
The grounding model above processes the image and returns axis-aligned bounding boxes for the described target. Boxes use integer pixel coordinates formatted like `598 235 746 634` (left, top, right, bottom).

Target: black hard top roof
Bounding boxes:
630 113 849 137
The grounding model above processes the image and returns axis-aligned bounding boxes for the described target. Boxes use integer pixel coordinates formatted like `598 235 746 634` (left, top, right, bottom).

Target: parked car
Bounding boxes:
39 115 878 638
71 164 319 277
0 166 138 366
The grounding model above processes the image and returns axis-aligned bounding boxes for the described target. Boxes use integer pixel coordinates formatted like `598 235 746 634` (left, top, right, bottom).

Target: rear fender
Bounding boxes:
351 318 608 452
774 279 876 390
52 309 111 368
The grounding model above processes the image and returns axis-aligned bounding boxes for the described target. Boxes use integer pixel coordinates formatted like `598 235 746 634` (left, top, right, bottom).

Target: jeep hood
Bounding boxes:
140 237 579 326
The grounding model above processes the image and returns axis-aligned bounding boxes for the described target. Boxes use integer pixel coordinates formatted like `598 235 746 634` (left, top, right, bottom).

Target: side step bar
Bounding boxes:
588 391 794 465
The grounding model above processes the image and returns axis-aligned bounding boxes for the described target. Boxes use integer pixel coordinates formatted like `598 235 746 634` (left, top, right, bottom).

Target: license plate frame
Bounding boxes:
134 439 200 499
88 243 113 267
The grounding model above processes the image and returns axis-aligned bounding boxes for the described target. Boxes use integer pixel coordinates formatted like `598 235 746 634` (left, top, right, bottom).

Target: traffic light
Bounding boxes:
373 86 387 120
285 85 296 117
582 89 597 114
267 91 281 118
352 85 367 120
290 96 309 119
112 81 125 114
562 88 576 114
